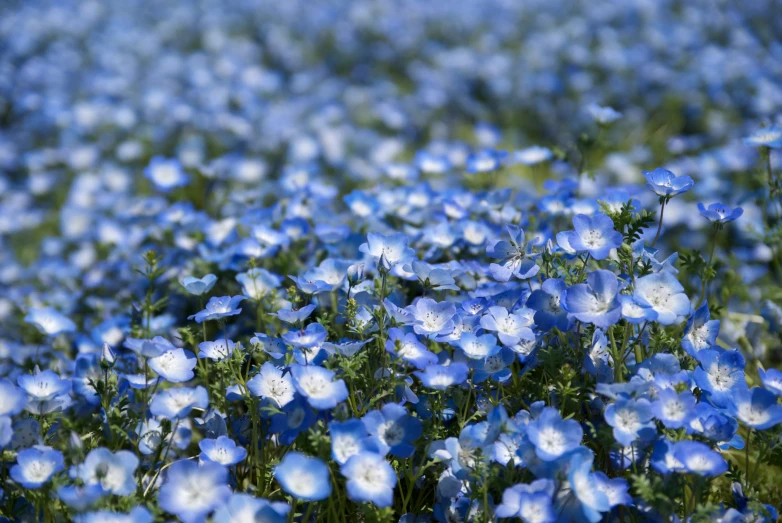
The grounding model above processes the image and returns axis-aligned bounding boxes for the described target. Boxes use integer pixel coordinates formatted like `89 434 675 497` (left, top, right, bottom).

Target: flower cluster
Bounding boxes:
1 1 782 523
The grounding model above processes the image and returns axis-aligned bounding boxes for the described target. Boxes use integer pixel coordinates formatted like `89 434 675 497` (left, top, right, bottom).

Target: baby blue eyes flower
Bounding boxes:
235 269 281 300
726 387 782 430
290 364 348 410
157 460 230 523
563 451 611 523
199 436 247 466
672 441 729 477
557 213 623 261
486 225 540 282
18 368 71 402
149 386 209 419
198 339 235 361
188 295 246 323
148 348 197 383
274 451 331 501
329 419 375 465
514 146 553 166
247 362 296 408
340 451 396 508
495 479 556 521
759 367 782 396
359 232 415 270
697 202 744 224
457 332 501 359
282 322 328 349
212 494 289 523
632 272 690 325
526 407 583 461
652 388 696 429
410 298 456 337
0 379 27 417
11 446 65 489
604 398 655 446
414 362 469 390
744 125 782 149
74 448 139 496
24 306 76 336
479 306 535 346
643 167 694 198
692 349 747 409
681 302 720 357
362 403 422 458
74 507 155 523
587 103 622 125
526 278 569 331
180 274 217 296
144 156 189 192
466 149 506 173
563 269 622 329
385 328 438 369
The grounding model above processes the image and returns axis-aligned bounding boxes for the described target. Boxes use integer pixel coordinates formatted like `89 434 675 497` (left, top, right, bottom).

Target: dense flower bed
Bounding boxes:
1 0 782 522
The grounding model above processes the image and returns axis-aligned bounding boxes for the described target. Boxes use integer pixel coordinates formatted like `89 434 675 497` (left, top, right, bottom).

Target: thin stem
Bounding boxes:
651 199 666 247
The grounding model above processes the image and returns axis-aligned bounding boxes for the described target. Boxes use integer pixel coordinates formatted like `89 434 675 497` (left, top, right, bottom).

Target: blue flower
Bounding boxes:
144 156 189 192
698 202 744 223
24 306 76 336
274 451 331 501
57 484 105 511
480 306 535 346
0 378 28 417
199 436 247 466
198 339 235 361
247 362 296 408
409 298 456 337
643 167 694 198
180 274 217 296
414 362 469 390
693 349 747 408
759 367 782 396
385 328 438 369
74 448 139 496
157 460 231 523
632 272 690 325
686 402 740 447
563 269 622 329
290 364 348 410
744 125 782 149
341 451 397 508
681 302 720 357
74 507 153 523
457 332 501 360
149 386 209 419
18 368 71 402
526 278 569 331
726 387 782 430
407 260 460 292
604 397 656 446
212 494 289 523
486 225 540 282
673 441 728 477
359 232 415 270
652 388 696 429
236 268 281 300
11 446 64 489
495 479 556 521
362 403 422 458
282 322 328 350
188 296 246 323
561 450 611 523
269 396 316 445
466 149 506 173
557 213 623 260
587 103 622 125
473 348 516 383
526 407 583 461
329 419 376 465
514 146 553 166
149 348 197 383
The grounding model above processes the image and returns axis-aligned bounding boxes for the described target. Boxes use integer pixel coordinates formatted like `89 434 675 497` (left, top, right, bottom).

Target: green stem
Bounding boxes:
651 198 666 247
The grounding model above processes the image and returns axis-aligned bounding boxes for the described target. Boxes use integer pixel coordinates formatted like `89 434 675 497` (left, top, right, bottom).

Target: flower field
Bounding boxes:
1 1 782 522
